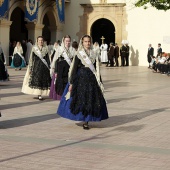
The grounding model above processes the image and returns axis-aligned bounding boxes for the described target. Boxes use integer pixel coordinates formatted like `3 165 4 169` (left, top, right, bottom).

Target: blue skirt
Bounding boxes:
57 83 108 122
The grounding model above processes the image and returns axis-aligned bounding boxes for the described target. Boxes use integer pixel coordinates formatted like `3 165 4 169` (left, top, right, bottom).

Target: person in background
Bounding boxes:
25 39 33 65
147 44 154 68
21 40 27 59
107 42 114 67
50 42 59 63
72 41 78 51
93 42 101 61
157 43 162 57
57 40 61 46
114 43 119 67
100 41 108 65
125 41 130 66
120 40 127 67
11 41 26 70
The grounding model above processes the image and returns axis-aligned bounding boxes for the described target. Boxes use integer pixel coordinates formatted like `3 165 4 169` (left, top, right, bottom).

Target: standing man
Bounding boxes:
125 42 130 66
120 40 127 67
147 44 154 68
107 42 114 67
114 43 119 67
157 43 162 57
21 40 27 59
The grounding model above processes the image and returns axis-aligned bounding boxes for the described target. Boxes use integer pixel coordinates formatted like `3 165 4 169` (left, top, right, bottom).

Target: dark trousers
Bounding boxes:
152 61 157 70
121 55 125 66
125 53 129 66
167 64 170 73
115 56 119 66
161 64 168 73
9 56 12 66
109 55 114 66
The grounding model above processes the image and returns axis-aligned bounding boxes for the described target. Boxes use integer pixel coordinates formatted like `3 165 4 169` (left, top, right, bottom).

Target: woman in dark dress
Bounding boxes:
57 35 108 130
0 44 8 81
11 41 26 70
22 36 51 100
49 35 75 100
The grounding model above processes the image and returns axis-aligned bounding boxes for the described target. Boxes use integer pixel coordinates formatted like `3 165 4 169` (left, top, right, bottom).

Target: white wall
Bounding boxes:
126 2 170 66
64 0 170 66
63 0 84 41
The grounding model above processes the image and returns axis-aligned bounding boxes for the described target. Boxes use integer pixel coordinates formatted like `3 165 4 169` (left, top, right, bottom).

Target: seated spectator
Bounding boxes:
159 53 170 74
149 56 156 68
153 52 166 72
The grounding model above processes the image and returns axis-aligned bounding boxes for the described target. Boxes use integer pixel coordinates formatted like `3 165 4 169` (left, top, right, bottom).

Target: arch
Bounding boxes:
40 7 59 27
88 14 118 35
8 1 24 20
42 13 51 44
10 7 28 41
91 18 115 45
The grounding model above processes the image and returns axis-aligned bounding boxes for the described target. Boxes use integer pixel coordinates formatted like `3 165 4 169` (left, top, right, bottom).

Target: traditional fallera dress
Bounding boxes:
49 44 75 100
11 46 26 69
21 44 51 96
57 45 108 122
0 47 9 81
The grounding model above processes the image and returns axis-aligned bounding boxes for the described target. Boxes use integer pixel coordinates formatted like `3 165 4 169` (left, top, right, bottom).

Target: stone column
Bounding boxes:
26 23 44 43
0 20 12 65
56 25 64 41
116 10 123 46
49 26 57 43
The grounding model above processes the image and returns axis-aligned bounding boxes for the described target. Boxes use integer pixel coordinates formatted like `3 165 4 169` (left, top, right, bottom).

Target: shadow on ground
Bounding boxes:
0 107 169 163
0 113 59 129
92 107 169 128
107 96 141 104
0 92 25 98
104 82 130 89
0 98 53 110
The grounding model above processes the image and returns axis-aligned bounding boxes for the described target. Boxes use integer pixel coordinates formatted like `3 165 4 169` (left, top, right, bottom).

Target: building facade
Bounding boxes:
1 0 170 66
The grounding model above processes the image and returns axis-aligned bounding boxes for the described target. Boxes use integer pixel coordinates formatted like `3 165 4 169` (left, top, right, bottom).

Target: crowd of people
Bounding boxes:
147 43 170 76
19 35 109 130
2 36 170 129
92 40 130 67
0 37 130 129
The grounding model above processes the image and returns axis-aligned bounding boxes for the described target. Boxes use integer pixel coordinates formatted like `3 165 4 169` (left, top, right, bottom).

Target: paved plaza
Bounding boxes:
0 66 170 170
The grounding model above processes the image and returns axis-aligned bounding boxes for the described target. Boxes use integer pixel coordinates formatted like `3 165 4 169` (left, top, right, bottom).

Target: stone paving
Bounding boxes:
0 66 170 170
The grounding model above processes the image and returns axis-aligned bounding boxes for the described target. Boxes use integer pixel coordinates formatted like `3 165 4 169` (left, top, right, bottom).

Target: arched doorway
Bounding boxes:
91 18 115 45
41 8 58 44
42 14 51 45
10 7 28 42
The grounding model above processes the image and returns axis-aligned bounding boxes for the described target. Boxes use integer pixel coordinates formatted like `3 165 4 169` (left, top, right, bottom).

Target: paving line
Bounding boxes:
0 134 170 156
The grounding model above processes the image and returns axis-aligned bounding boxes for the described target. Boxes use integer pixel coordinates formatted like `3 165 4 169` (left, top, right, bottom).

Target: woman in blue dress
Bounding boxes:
57 35 108 130
11 41 26 70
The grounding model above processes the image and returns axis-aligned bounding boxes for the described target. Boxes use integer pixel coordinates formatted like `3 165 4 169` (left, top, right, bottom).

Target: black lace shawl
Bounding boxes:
69 56 104 117
28 52 51 90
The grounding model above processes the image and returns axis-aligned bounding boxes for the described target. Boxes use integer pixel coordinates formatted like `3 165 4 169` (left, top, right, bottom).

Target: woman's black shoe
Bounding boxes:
38 95 43 100
83 123 89 130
